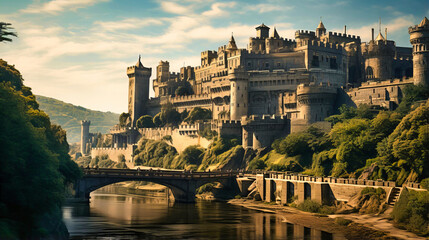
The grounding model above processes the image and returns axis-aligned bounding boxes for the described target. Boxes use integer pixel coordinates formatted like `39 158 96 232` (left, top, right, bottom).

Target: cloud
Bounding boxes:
94 18 164 31
332 16 415 42
202 2 236 17
21 0 109 15
245 3 293 13
160 1 193 15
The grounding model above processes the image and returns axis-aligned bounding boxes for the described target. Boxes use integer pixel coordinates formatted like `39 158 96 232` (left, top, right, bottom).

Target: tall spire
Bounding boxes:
136 54 144 68
272 27 280 38
419 16 429 27
227 33 237 50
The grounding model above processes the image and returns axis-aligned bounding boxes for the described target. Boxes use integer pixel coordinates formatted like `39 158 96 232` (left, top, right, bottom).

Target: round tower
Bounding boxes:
316 20 326 38
80 120 90 155
229 66 248 121
363 32 395 80
296 84 337 123
409 17 429 87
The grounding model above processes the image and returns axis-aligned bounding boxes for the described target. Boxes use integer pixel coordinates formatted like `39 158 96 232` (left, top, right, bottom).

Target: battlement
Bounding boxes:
241 114 287 125
81 120 91 125
297 40 343 50
327 31 360 40
347 78 414 91
295 30 316 36
170 93 211 102
409 25 429 33
296 82 338 95
92 147 130 151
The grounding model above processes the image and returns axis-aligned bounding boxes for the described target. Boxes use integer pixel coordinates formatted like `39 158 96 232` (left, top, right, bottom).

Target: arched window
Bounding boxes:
366 66 374 79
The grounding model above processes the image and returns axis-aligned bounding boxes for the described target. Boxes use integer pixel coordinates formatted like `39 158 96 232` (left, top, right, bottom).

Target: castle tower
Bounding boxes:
154 61 170 97
256 23 270 39
226 34 238 51
229 66 249 120
363 30 395 80
409 17 429 87
127 55 152 127
80 120 90 155
296 84 337 123
316 20 326 38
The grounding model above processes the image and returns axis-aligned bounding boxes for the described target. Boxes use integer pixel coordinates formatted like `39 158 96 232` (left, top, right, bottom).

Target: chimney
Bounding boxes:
344 25 347 34
371 28 374 41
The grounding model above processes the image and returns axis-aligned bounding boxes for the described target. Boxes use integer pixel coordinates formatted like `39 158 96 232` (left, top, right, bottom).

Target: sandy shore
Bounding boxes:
228 199 425 240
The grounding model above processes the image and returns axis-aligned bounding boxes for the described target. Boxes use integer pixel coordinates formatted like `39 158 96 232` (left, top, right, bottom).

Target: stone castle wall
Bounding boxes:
91 145 136 168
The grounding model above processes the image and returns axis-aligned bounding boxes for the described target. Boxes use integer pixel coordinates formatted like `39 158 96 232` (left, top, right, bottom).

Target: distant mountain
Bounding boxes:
36 95 120 143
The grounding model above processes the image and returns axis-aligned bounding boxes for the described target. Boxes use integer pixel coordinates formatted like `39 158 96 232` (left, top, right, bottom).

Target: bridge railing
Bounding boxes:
81 168 238 179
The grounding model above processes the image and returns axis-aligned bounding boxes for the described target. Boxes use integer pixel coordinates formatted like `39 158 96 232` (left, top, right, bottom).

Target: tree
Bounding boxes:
119 112 130 127
175 86 192 96
159 103 181 126
0 22 17 42
136 115 154 128
184 107 212 123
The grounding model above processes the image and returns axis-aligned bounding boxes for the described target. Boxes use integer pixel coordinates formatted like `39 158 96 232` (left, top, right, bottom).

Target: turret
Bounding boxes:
316 20 326 38
256 23 270 39
80 120 90 155
363 29 395 80
127 55 152 127
226 34 238 51
409 17 429 87
229 66 248 120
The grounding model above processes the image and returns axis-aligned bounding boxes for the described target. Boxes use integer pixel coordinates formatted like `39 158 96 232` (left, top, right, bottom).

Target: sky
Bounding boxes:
0 0 428 113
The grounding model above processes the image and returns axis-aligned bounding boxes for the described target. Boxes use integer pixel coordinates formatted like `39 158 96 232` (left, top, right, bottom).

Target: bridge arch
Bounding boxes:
74 169 237 203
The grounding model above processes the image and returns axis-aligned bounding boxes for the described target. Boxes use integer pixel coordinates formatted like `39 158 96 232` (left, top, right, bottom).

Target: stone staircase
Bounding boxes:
387 187 401 205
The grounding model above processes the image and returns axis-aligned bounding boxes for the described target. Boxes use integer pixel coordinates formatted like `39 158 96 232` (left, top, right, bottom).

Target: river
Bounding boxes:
63 185 340 239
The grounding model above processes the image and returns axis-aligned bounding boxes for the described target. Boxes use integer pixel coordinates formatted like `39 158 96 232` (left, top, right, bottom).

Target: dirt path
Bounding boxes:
228 199 425 240
328 213 425 240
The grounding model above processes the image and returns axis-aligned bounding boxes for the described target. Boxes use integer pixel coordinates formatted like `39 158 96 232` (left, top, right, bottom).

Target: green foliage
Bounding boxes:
199 137 240 170
296 199 334 214
199 127 216 140
392 188 429 236
0 22 18 42
136 115 155 128
196 183 216 194
155 103 181 127
421 178 429 190
0 60 81 237
175 85 193 96
36 95 119 143
335 217 352 226
248 158 266 170
172 145 204 169
119 112 130 127
153 113 162 127
184 107 212 124
396 85 429 115
133 139 178 168
0 60 23 90
162 135 172 143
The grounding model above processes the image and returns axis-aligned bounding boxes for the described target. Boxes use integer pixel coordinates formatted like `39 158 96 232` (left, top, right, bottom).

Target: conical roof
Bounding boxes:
419 16 429 27
272 27 280 38
317 20 326 30
375 32 385 41
227 35 237 50
256 23 270 29
136 55 144 68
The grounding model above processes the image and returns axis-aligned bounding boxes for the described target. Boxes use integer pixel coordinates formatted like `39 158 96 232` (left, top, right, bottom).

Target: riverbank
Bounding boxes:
228 199 425 240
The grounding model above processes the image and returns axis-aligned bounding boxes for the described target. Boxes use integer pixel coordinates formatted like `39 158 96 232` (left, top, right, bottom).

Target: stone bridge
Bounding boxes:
74 168 238 203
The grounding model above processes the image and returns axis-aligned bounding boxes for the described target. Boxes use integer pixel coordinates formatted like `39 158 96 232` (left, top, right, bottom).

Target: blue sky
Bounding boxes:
0 0 427 113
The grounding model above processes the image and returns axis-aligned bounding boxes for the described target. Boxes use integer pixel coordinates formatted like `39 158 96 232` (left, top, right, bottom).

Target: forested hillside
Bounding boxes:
36 95 119 143
0 59 81 238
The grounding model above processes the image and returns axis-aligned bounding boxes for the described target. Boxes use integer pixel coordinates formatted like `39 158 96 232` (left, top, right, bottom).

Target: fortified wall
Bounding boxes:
91 145 137 168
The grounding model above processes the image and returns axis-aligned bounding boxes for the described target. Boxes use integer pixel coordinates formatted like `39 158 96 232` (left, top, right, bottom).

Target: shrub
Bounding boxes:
421 178 429 190
297 199 322 213
335 217 352 226
391 188 429 236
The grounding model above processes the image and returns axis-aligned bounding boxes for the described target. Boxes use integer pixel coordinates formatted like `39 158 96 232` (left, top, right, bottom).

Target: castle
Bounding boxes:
83 17 429 166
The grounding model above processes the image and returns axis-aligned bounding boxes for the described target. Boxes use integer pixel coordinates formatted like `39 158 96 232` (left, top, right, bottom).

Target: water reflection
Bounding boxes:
63 186 342 239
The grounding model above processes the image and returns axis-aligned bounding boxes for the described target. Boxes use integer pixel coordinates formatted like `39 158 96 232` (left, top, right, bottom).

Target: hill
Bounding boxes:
36 95 120 143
